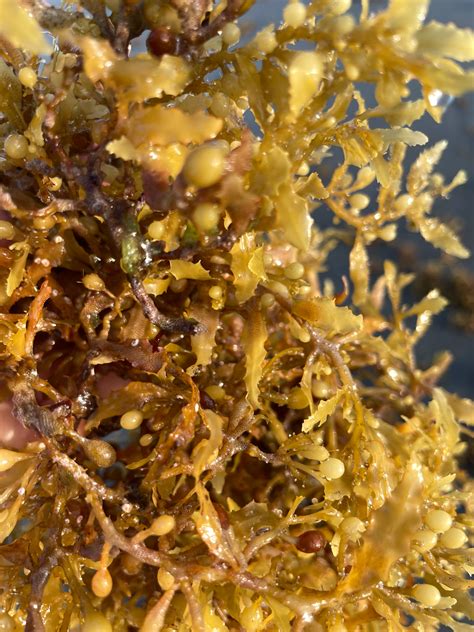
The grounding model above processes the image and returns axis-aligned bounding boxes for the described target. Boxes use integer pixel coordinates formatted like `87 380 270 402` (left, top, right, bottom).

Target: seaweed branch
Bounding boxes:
0 0 472 629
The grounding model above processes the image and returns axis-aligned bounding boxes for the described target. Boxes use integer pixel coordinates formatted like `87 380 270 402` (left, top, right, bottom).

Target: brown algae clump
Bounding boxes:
0 0 473 630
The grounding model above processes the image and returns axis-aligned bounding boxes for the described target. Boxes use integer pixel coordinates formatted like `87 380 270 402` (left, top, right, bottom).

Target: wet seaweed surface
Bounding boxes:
0 1 473 630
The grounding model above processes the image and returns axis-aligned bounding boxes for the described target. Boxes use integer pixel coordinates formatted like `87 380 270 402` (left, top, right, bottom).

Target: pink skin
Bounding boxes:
1 208 32 448
96 372 129 399
0 400 38 450
0 209 12 247
0 372 129 450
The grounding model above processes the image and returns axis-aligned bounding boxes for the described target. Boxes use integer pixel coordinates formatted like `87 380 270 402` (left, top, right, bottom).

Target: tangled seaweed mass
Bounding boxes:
0 0 473 630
